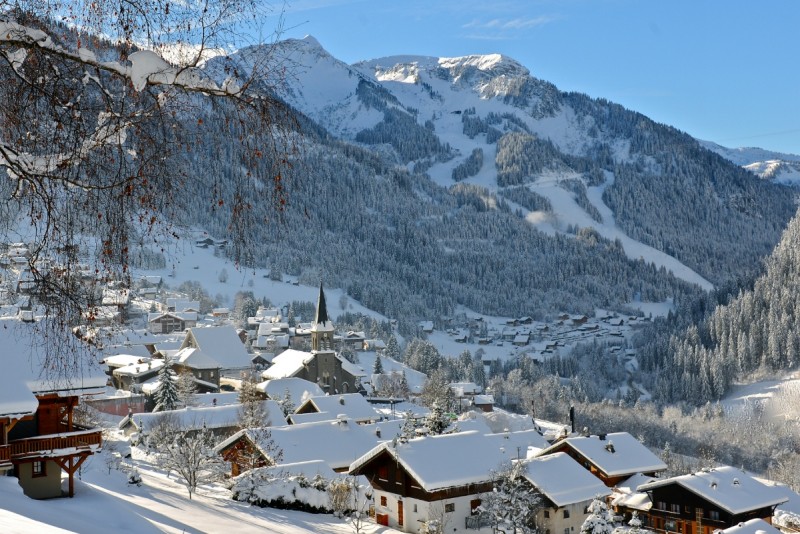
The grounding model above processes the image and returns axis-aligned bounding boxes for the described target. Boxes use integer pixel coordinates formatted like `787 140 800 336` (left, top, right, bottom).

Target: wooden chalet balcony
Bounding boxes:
0 429 102 462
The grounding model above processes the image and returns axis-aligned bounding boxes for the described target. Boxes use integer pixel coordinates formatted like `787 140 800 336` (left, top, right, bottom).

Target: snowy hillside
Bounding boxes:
700 140 800 184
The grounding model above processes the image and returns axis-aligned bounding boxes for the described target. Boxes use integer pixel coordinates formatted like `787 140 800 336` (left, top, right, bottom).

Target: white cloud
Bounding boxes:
462 15 557 31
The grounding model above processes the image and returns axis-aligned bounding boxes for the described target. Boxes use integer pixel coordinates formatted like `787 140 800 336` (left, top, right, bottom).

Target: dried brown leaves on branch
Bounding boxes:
0 0 297 373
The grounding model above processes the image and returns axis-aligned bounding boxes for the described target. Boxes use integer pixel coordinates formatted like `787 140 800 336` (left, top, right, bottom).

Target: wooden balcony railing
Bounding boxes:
0 429 102 463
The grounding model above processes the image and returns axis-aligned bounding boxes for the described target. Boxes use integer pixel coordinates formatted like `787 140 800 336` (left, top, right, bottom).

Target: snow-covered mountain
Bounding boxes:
700 140 800 184
180 36 798 327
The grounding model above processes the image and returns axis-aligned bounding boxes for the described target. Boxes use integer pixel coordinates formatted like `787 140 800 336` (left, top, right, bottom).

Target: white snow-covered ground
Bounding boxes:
134 239 385 323
0 438 402 534
720 372 800 428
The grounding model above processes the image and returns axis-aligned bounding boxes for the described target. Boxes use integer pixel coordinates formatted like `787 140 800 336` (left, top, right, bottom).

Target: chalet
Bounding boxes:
343 331 366 350
349 430 550 533
0 319 105 499
147 311 198 334
112 358 164 392
118 400 286 439
513 332 531 346
101 287 130 311
294 393 380 424
419 321 434 334
216 417 381 476
536 432 667 487
522 452 611 534
363 339 386 352
166 298 200 313
171 347 222 391
180 325 252 374
634 467 787 534
472 394 495 413
102 354 157 390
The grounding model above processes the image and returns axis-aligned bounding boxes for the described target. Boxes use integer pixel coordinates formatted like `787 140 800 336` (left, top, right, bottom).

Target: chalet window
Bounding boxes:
445 503 455 513
470 499 481 514
665 520 677 532
544 510 550 519
708 511 720 521
656 501 667 511
378 466 389 481
563 510 570 519
670 504 680 514
414 504 418 513
380 496 387 507
564 528 570 534
684 505 691 514
32 461 46 477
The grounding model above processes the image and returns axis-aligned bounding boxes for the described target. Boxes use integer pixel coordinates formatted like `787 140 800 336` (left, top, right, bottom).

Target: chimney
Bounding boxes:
569 406 575 433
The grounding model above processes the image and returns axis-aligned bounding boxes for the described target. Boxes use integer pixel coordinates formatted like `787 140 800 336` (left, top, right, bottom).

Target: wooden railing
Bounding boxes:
0 430 102 462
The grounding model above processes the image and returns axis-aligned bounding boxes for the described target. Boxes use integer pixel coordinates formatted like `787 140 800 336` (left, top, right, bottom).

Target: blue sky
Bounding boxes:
272 0 800 155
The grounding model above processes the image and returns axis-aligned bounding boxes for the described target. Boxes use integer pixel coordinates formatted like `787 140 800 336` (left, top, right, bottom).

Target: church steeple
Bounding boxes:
314 282 329 326
311 282 334 352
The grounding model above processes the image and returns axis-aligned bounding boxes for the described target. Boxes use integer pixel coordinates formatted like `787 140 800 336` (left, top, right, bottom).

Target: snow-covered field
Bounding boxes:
0 434 402 534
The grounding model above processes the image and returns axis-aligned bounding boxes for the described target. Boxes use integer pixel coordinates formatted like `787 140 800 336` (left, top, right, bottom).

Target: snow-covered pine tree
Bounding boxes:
580 496 614 534
176 370 198 408
238 372 270 429
373 355 384 374
154 358 179 412
479 461 542 534
385 335 400 361
276 387 295 417
424 401 450 435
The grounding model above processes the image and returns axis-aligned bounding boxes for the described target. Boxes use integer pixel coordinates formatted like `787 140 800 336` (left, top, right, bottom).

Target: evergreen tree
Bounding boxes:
580 497 614 534
479 461 542 534
238 373 270 429
176 371 198 408
385 335 401 361
278 388 295 417
424 401 451 435
154 358 179 412
373 355 384 375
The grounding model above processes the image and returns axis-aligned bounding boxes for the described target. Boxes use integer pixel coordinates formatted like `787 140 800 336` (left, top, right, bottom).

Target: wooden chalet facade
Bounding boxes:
1 393 102 499
351 446 491 531
350 430 549 533
631 467 787 534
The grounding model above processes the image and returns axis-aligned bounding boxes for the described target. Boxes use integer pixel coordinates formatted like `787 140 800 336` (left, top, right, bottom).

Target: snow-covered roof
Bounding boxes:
174 347 220 370
340 357 368 378
113 359 164 377
261 349 314 379
218 418 382 471
450 382 482 396
184 326 251 370
350 430 550 492
256 377 325 403
537 432 667 477
720 519 782 534
0 319 107 418
121 400 286 433
522 452 610 507
297 393 379 423
637 466 788 515
101 354 151 367
288 411 337 425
